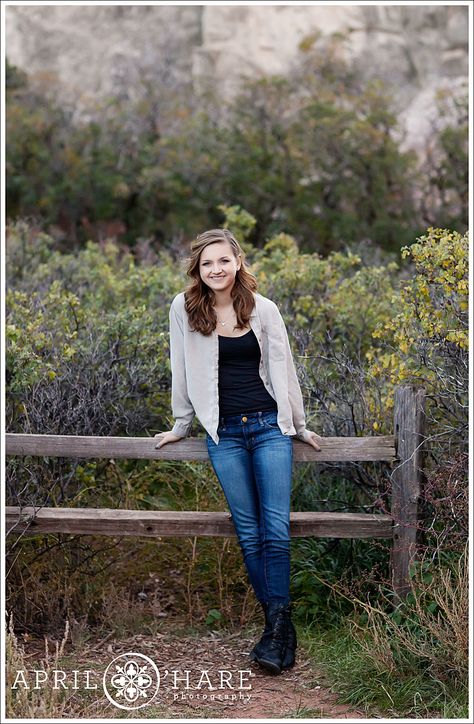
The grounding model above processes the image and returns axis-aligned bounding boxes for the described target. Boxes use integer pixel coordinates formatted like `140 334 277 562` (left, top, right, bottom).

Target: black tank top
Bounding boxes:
218 328 278 416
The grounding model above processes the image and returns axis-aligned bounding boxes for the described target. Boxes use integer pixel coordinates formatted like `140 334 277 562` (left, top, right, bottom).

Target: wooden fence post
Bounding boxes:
391 384 426 600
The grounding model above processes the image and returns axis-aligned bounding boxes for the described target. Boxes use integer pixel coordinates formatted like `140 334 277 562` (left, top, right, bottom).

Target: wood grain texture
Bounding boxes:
6 433 396 462
6 507 394 539
391 385 426 599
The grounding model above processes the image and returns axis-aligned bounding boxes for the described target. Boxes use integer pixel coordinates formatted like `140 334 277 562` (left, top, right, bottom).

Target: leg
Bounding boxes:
207 412 296 674
206 432 269 604
251 428 293 605
249 420 297 672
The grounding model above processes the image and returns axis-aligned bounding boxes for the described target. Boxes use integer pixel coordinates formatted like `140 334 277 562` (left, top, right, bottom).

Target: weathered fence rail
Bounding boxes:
5 433 396 462
6 509 394 539
5 385 426 598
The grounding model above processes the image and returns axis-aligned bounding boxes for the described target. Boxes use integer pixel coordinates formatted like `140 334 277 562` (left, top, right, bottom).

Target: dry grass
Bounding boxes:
350 545 469 684
5 532 258 637
6 614 75 719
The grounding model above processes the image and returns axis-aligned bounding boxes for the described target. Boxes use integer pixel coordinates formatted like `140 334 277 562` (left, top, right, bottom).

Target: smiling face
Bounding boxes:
198 240 242 294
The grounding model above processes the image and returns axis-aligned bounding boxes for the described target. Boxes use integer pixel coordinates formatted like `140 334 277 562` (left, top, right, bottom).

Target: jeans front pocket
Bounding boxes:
262 412 280 431
263 421 280 431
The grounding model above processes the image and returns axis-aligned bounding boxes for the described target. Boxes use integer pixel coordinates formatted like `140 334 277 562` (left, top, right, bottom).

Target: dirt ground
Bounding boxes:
17 627 373 720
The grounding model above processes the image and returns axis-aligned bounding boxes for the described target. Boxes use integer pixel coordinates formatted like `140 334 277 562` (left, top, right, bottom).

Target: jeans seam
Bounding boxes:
253 473 271 603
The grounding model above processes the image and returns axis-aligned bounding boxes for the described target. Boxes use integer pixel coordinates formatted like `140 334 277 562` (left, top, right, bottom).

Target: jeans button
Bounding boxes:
241 416 247 422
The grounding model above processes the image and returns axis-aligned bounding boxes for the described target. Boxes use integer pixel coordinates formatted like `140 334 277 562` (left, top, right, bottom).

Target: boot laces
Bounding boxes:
271 610 288 642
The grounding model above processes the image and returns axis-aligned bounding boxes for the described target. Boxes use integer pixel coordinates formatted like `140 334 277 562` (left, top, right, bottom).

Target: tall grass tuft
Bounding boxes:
6 613 73 719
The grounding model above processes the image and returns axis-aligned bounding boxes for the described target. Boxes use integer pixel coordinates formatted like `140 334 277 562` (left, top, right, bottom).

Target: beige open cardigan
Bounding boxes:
169 291 311 445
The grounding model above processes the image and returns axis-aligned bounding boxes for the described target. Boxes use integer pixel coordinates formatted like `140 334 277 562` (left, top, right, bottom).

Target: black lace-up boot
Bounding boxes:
250 601 297 671
283 607 297 669
249 601 272 662
250 601 289 674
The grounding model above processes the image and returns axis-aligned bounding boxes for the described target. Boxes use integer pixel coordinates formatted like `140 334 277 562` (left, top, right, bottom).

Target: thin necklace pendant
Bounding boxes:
216 306 237 328
217 314 233 326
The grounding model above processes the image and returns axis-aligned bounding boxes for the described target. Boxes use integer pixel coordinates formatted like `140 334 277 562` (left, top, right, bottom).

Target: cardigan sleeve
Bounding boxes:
277 311 308 438
169 298 195 437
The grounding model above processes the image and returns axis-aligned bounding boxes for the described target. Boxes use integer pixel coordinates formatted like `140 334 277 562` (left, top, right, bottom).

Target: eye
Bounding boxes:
201 259 230 266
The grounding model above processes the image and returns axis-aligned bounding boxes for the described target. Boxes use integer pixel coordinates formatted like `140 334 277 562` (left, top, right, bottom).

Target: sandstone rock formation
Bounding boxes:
5 3 469 151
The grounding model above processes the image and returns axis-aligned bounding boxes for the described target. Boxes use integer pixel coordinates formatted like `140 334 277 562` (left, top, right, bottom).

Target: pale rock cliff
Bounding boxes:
6 3 469 151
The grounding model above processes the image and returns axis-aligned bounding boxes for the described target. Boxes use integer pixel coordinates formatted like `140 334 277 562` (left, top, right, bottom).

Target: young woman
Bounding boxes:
155 228 322 675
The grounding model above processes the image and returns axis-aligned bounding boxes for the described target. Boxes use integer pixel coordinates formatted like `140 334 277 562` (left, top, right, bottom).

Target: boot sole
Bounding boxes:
251 654 282 675
250 650 295 671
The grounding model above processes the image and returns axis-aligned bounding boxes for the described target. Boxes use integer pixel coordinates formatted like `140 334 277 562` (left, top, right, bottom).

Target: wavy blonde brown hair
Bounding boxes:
183 228 258 336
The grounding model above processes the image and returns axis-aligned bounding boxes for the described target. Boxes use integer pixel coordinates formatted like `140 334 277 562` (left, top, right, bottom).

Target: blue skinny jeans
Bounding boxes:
206 409 293 606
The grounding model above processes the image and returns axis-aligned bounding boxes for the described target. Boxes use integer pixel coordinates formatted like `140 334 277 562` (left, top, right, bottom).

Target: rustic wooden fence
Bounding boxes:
5 385 426 599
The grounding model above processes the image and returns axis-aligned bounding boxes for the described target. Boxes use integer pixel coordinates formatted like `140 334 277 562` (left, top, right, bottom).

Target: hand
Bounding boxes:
154 431 184 448
299 429 323 451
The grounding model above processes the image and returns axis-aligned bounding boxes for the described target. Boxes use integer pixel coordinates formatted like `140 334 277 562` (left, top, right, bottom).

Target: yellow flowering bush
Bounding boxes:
369 228 468 397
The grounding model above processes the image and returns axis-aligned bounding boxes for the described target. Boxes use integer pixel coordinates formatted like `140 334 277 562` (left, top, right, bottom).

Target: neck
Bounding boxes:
213 288 234 308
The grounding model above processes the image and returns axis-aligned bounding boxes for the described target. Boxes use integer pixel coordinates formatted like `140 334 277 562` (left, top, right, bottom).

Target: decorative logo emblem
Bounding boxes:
103 652 160 710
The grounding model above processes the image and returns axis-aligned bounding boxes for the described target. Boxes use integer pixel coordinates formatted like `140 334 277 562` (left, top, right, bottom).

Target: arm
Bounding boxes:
169 299 195 438
277 311 308 439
